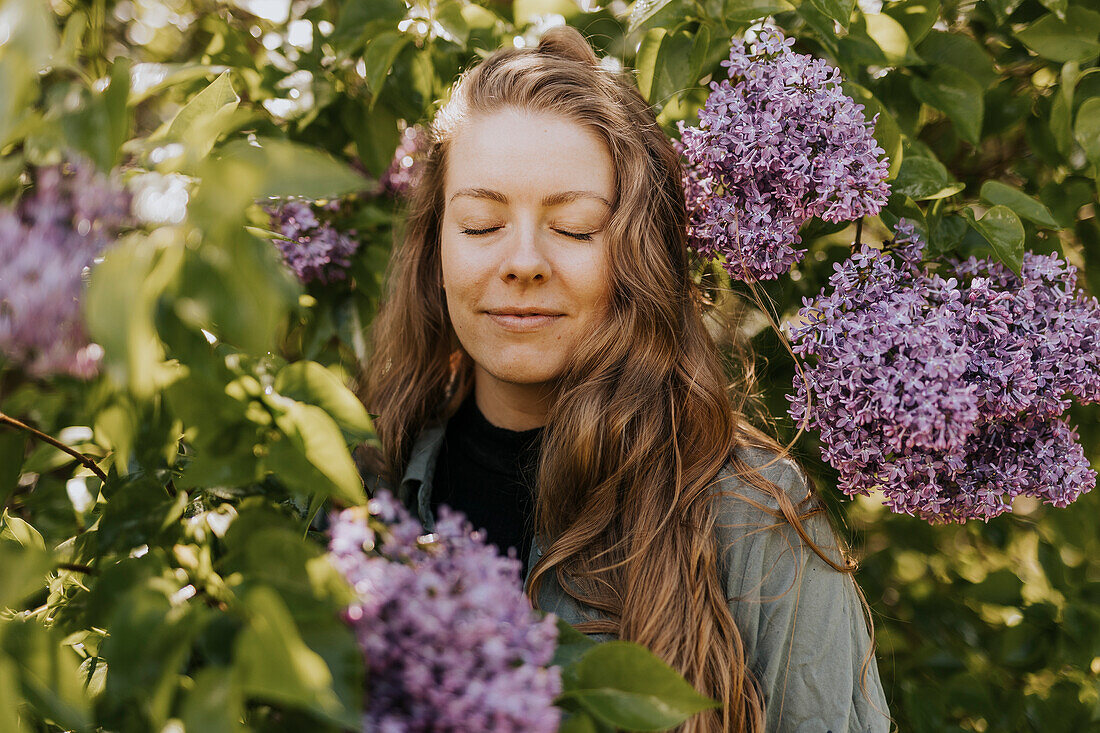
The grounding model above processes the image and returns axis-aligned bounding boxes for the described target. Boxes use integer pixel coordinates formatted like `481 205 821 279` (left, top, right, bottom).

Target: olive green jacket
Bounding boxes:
367 422 892 733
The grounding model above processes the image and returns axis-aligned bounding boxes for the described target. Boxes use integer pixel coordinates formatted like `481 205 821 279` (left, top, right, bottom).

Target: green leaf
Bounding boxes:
1073 97 1100 168
863 13 921 66
558 710 604 733
562 641 720 730
688 23 711 85
979 181 1060 228
962 205 1025 276
105 58 133 157
1 619 91 731
514 0 583 25
0 432 26 511
883 0 939 46
233 585 352 725
626 0 674 33
723 0 796 22
180 667 245 733
1014 8 1100 64
85 233 183 400
0 509 44 550
364 31 412 109
808 0 856 29
0 656 29 733
174 230 298 357
343 98 400 178
1050 64 1100 157
96 477 186 554
648 29 695 107
98 584 209 729
127 63 234 105
152 70 240 165
915 30 997 89
553 618 599 688
1039 0 1066 20
910 66 984 145
332 0 408 54
0 0 58 70
266 400 368 506
0 542 51 609
207 138 370 201
274 361 375 445
433 1 469 47
892 156 964 200
0 0 57 146
635 29 666 103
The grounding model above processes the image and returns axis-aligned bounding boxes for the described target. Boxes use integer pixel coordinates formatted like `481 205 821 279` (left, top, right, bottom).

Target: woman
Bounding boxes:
356 24 892 733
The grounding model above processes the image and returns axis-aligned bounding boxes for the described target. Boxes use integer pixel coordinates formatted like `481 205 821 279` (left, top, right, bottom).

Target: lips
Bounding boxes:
484 307 564 333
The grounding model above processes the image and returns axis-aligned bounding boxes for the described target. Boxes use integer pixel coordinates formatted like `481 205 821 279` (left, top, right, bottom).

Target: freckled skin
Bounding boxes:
440 108 615 430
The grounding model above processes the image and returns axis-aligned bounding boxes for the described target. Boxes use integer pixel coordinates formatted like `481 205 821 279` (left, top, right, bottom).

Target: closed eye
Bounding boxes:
460 226 594 241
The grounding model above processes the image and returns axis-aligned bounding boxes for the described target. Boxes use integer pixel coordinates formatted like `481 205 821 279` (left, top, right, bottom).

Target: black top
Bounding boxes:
430 392 543 578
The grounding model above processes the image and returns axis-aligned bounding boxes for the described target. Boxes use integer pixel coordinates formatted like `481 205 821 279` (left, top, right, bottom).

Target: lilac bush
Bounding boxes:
266 198 360 284
326 490 561 732
788 220 1099 522
677 27 890 281
0 159 131 379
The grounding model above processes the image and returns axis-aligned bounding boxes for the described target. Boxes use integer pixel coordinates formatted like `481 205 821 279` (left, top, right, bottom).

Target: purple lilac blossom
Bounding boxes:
788 220 1099 523
0 159 131 379
677 27 890 282
326 490 562 732
265 199 359 285
378 124 428 199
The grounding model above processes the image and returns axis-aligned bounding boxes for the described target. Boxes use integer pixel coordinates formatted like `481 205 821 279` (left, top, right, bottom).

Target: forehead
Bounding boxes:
444 107 615 202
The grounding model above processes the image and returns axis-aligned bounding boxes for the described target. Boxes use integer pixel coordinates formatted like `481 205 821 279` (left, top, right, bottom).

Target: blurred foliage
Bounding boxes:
0 0 1098 730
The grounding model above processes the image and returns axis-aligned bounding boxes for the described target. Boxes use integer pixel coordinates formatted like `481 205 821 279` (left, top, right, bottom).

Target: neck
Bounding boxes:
473 366 555 431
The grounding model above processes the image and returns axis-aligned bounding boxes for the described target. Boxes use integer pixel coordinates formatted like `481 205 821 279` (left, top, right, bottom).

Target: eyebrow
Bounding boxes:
449 187 613 208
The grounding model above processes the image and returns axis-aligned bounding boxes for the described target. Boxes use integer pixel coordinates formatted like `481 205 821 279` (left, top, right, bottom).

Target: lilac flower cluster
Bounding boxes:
266 199 359 285
326 490 561 732
677 27 890 281
787 220 1099 522
0 159 131 379
378 124 428 199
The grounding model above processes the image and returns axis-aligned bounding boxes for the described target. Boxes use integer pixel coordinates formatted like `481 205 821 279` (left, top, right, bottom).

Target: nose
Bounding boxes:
497 219 550 284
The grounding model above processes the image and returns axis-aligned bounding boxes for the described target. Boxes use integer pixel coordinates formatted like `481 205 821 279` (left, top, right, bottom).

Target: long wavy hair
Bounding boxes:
357 25 879 732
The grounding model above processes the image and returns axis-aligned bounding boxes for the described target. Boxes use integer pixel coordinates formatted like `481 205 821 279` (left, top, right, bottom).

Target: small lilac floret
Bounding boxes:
265 199 360 284
326 490 562 732
788 219 1099 523
677 27 890 281
0 158 131 379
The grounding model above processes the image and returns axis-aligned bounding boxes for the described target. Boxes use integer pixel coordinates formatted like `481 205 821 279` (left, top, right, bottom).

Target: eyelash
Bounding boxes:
460 226 594 242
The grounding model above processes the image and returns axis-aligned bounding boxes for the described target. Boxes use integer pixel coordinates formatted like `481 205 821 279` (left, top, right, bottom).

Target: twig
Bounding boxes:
58 563 96 575
854 217 863 247
0 412 108 483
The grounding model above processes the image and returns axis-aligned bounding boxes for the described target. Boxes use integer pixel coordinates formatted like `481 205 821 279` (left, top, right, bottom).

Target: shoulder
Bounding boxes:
708 444 842 571
710 447 892 732
708 444 851 657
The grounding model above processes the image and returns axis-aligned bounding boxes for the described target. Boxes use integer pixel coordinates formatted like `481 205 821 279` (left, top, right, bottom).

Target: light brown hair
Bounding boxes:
357 25 878 732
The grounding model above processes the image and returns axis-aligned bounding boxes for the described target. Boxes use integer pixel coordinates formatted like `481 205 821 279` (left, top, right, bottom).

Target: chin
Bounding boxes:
482 354 565 386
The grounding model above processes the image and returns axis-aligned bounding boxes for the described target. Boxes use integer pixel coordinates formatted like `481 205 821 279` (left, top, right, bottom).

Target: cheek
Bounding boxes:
568 245 612 320
439 236 488 337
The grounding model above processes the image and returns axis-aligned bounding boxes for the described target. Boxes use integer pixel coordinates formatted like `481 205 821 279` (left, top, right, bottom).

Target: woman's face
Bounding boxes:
440 107 615 391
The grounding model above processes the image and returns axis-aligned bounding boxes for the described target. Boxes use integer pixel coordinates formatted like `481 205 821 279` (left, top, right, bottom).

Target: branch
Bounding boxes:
0 412 108 483
854 217 864 247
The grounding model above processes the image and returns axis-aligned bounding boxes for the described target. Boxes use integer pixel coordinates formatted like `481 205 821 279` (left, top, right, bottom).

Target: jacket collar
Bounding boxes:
398 422 447 531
